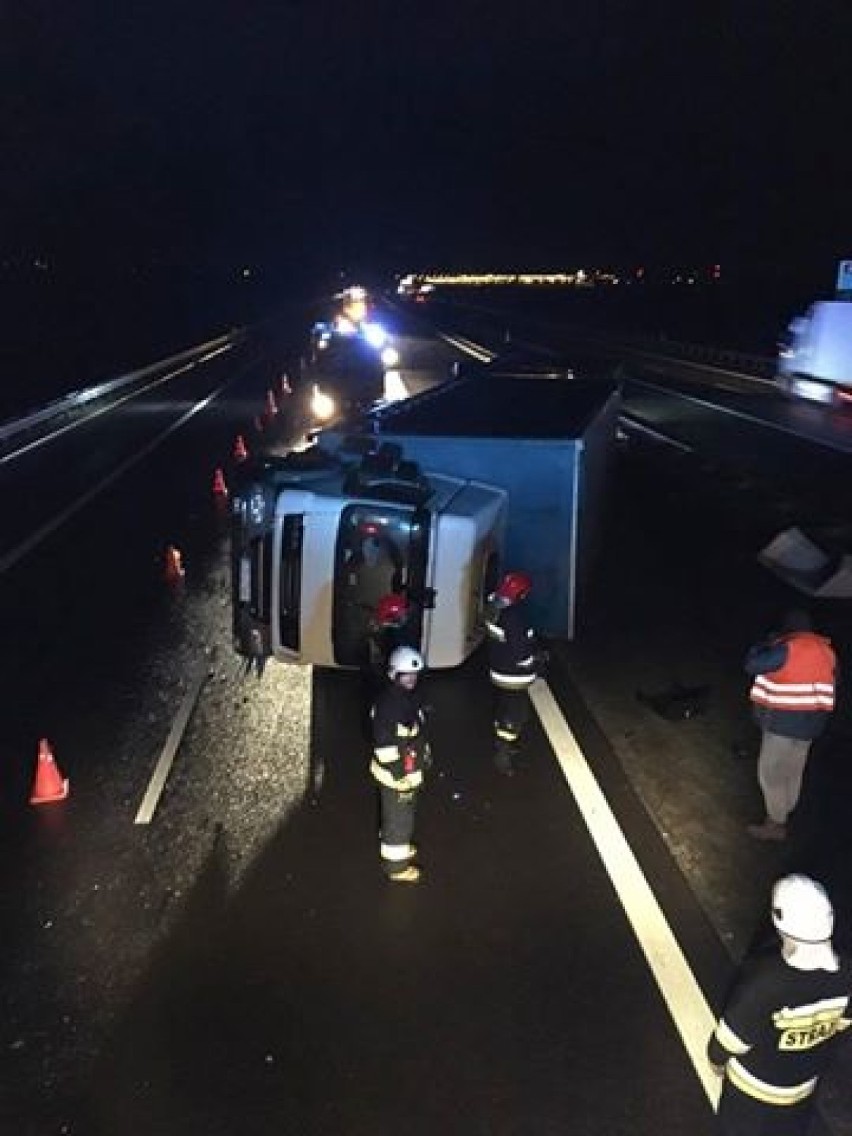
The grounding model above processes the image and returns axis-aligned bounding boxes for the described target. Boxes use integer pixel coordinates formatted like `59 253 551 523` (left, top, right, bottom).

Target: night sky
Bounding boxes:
3 1 851 279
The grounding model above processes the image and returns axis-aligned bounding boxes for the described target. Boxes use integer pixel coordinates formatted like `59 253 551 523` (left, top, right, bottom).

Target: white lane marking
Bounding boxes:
630 376 852 456
618 414 694 453
0 345 232 466
134 664 209 824
438 333 496 363
0 384 225 576
531 679 721 1109
382 370 410 402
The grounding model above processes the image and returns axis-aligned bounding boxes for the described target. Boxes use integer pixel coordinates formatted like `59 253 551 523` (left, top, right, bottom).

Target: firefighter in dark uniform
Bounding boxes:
370 646 430 883
367 592 416 686
708 874 852 1136
484 570 541 775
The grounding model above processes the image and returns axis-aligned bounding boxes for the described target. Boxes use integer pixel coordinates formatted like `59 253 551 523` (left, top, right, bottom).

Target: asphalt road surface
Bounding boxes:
1 303 850 1135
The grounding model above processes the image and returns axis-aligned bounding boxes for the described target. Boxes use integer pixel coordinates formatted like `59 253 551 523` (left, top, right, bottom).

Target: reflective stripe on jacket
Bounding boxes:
485 602 538 690
726 1061 817 1107
749 632 836 713
706 949 852 1108
370 684 426 790
371 724 424 790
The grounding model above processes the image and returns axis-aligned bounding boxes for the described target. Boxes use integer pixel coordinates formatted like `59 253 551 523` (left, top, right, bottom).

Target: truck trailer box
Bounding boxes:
324 370 620 639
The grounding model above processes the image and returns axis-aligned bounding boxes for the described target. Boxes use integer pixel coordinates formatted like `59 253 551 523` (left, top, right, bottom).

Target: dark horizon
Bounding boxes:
3 2 852 282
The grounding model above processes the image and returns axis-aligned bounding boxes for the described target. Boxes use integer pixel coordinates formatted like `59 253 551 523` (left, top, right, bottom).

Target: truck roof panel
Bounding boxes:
369 374 618 438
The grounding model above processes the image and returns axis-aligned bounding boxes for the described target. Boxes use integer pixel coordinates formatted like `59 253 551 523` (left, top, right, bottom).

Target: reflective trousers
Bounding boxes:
379 786 417 874
493 686 531 748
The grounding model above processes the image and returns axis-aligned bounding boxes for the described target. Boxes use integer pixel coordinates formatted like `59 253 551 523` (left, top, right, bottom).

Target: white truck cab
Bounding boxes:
232 442 506 670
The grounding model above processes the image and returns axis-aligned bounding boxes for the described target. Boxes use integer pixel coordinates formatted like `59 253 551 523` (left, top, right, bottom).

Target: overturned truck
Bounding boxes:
231 367 620 670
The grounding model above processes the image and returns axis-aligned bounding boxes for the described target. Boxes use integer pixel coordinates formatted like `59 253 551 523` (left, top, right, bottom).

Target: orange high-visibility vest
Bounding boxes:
750 632 836 713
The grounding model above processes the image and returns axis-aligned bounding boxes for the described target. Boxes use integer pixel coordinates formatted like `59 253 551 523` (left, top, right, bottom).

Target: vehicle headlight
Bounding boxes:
381 346 400 368
791 379 833 403
311 385 336 421
362 322 388 350
248 486 267 526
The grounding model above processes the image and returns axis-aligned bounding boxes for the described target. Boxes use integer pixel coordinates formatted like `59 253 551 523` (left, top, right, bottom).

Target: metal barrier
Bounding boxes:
0 330 240 446
421 295 777 385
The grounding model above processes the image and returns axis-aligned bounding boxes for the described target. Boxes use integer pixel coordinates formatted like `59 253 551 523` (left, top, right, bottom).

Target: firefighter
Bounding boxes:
484 570 541 775
370 646 430 883
745 609 837 842
708 874 851 1136
367 592 415 684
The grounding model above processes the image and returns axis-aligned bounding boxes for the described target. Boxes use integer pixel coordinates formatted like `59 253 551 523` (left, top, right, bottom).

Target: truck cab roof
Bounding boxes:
250 443 490 513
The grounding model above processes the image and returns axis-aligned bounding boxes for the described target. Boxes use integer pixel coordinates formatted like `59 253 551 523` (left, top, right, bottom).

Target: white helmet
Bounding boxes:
388 646 424 680
771 875 834 943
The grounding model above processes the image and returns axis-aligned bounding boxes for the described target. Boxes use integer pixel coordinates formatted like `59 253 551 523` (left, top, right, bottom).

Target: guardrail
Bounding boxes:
562 333 777 389
503 319 778 383
0 330 240 447
417 295 777 385
607 334 775 379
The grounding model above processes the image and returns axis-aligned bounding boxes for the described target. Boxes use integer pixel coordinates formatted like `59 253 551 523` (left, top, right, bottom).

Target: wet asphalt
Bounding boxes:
1 305 851 1134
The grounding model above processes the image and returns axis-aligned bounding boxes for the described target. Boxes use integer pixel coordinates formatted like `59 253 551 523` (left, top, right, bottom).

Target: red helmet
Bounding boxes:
375 592 410 626
494 571 532 604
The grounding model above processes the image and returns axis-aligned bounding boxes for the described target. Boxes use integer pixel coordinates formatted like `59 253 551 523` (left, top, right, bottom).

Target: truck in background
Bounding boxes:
777 299 852 406
231 366 619 671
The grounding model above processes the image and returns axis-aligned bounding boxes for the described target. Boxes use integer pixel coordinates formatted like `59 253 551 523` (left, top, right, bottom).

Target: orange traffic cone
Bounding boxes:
164 544 185 582
265 389 278 417
233 435 249 462
30 738 69 805
279 373 291 395
212 468 228 497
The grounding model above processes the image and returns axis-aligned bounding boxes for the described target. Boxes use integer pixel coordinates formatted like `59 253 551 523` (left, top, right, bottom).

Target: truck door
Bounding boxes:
331 503 429 667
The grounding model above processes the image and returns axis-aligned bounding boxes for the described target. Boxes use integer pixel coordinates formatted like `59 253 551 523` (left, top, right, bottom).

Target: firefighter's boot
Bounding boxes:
388 864 421 883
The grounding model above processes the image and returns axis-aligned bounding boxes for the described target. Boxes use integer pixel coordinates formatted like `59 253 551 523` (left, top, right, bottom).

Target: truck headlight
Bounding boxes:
362 322 388 350
248 486 267 526
311 385 336 421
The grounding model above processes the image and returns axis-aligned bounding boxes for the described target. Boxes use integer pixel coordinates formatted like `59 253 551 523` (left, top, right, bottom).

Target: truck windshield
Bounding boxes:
332 504 425 667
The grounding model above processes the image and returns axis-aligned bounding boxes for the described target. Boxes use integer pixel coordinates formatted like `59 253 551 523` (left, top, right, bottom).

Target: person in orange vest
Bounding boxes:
744 610 836 842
